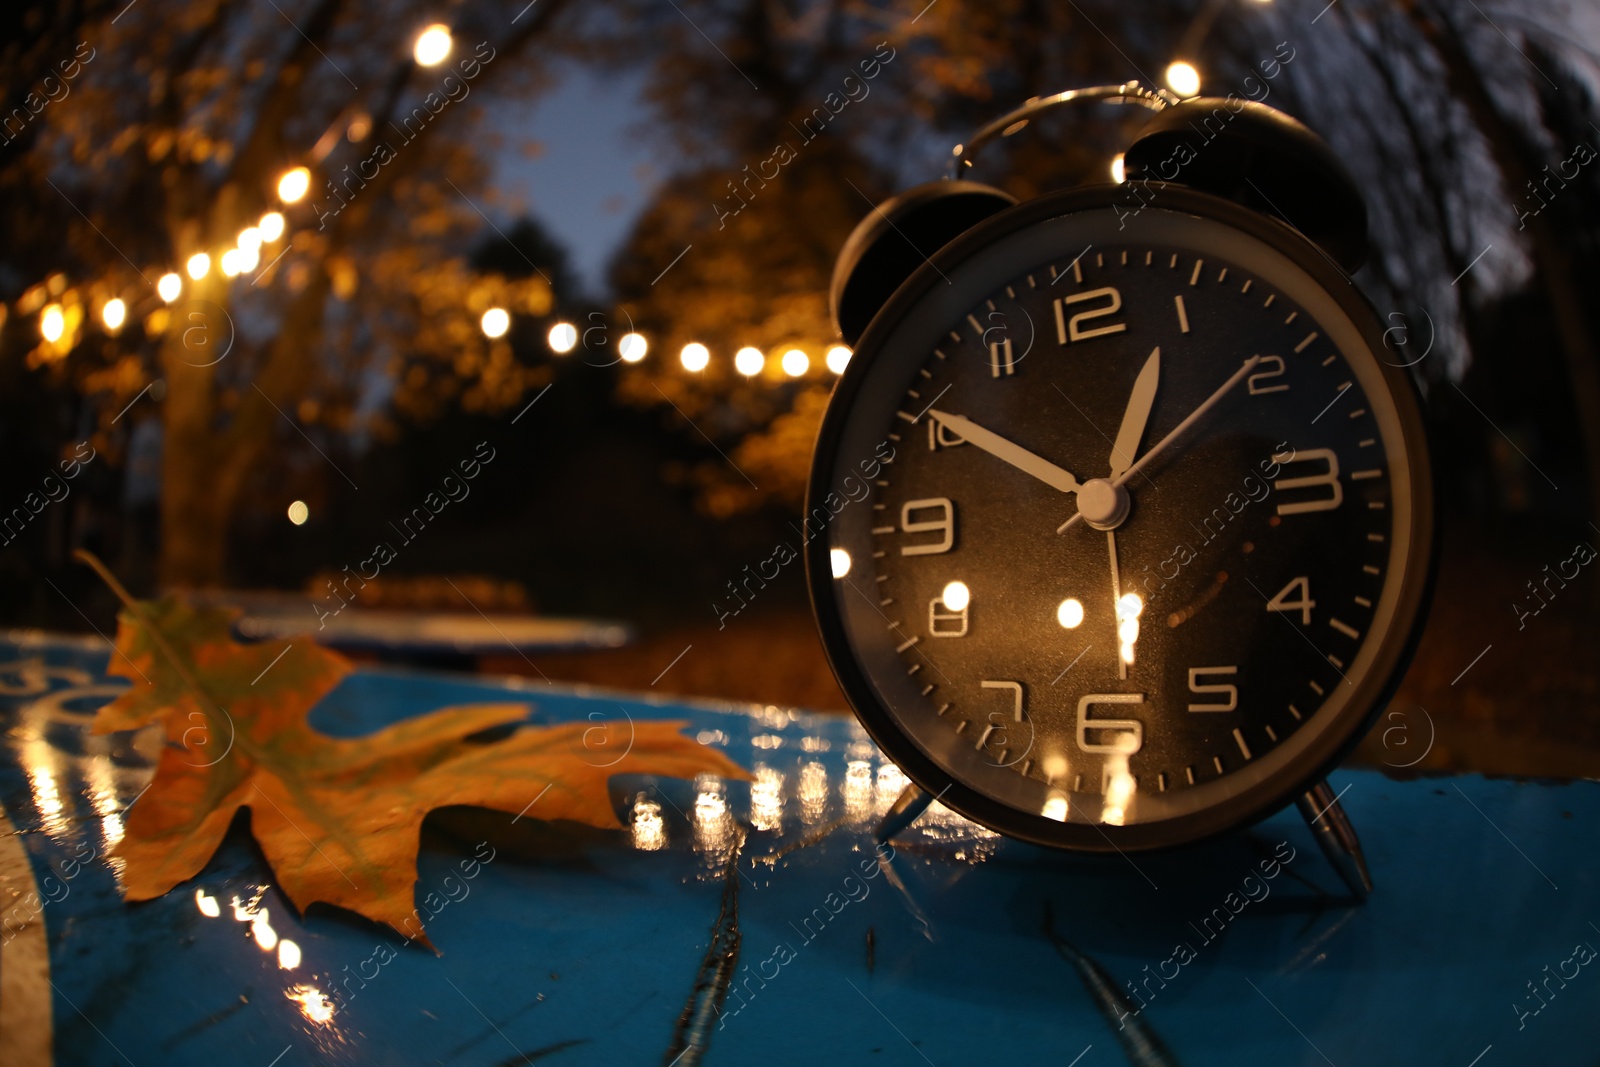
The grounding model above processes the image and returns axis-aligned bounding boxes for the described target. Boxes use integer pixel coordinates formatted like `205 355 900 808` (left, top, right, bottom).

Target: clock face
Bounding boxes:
807 186 1433 851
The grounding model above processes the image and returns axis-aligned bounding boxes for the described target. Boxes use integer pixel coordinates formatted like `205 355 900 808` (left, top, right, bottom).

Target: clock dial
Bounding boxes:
808 187 1432 850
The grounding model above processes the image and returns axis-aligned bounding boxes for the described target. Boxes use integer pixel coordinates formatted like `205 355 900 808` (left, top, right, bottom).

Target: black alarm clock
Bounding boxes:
804 84 1434 898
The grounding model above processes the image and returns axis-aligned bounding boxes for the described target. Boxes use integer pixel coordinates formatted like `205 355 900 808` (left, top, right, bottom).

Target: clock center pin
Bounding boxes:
1078 478 1130 530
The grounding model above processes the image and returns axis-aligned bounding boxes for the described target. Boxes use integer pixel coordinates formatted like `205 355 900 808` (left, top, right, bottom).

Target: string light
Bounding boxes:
40 304 64 342
547 322 577 353
237 227 262 253
186 253 211 280
101 298 126 331
414 24 452 66
781 348 809 377
734 346 764 376
220 249 243 277
277 167 311 204
480 307 510 338
619 332 648 363
157 273 182 302
1165 61 1201 98
680 342 710 372
258 212 286 241
825 345 851 374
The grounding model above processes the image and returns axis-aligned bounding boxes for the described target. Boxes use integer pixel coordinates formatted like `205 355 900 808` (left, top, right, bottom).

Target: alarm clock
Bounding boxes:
804 85 1435 898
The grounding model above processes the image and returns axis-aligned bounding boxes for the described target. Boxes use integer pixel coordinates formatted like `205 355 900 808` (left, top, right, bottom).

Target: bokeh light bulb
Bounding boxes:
1057 597 1085 629
220 249 242 277
830 548 851 579
101 298 126 331
734 346 764 376
680 342 710 372
941 580 970 612
287 500 309 525
1166 61 1201 98
258 211 286 241
237 227 262 253
480 307 510 338
547 322 577 353
186 252 211 280
158 272 182 302
414 24 452 66
619 332 648 363
826 345 851 374
1110 153 1126 183
781 348 809 377
277 166 310 204
40 304 64 342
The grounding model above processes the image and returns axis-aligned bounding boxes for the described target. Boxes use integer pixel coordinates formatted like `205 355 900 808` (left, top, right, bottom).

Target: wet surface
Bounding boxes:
0 632 1595 1065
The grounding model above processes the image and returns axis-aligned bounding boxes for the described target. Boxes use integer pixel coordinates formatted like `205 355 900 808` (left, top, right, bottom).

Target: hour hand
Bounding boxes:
927 409 1081 493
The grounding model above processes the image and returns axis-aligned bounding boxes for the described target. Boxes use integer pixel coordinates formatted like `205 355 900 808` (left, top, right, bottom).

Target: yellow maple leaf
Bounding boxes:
81 554 747 942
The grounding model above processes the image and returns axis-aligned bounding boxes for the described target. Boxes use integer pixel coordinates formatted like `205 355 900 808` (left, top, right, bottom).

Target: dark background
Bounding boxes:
1 0 1596 778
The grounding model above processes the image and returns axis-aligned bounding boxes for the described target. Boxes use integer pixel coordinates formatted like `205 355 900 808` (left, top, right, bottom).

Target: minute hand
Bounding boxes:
927 410 1082 493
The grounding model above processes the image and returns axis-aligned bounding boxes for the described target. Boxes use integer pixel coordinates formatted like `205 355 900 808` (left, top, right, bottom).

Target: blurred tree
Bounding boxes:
601 0 1600 521
0 0 576 587
599 0 1166 516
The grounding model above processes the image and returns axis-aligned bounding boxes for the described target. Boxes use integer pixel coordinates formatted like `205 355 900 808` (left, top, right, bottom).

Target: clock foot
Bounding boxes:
875 783 935 844
1296 780 1373 901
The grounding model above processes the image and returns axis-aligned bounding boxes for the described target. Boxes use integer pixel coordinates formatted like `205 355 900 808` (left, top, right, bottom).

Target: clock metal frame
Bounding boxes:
805 182 1436 853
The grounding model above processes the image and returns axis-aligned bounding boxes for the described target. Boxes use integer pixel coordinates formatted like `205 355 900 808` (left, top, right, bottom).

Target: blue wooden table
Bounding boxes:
0 631 1593 1065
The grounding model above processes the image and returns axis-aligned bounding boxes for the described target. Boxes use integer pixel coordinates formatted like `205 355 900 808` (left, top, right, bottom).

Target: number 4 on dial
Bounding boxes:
1266 576 1316 625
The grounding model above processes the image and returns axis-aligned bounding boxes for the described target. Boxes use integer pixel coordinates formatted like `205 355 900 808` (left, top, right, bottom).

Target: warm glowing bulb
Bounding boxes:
619 332 648 362
258 211 286 241
1057 597 1085 629
680 342 710 371
237 244 260 273
101 298 126 331
1166 61 1201 98
414 24 452 66
40 304 64 342
277 166 311 204
781 348 809 377
186 252 211 280
1117 593 1144 619
941 580 970 612
1042 794 1069 821
547 322 577 353
735 346 764 376
481 307 510 338
220 249 242 277
278 939 302 970
1110 153 1126 183
826 345 852 374
237 227 262 252
158 272 182 302
287 500 309 525
830 548 851 578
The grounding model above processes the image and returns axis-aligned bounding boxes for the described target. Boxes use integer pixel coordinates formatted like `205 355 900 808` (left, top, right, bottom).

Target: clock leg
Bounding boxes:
875 783 935 844
1296 780 1373 900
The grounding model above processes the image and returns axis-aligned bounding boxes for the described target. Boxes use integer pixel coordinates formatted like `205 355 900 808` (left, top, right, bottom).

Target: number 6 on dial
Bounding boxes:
1076 693 1145 755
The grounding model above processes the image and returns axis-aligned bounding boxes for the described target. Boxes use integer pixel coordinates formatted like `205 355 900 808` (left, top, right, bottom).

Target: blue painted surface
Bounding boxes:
0 632 1594 1065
